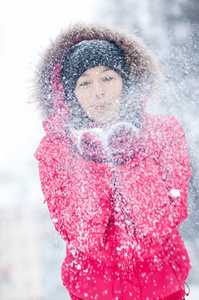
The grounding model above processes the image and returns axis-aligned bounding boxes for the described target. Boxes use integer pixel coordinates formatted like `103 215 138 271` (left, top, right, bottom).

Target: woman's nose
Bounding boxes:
94 82 105 99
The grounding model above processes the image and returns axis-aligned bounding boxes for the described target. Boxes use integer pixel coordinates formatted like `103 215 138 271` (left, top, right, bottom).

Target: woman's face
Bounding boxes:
74 66 123 123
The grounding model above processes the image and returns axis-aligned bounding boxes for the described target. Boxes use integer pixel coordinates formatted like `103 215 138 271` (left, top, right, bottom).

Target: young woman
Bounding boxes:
34 23 191 300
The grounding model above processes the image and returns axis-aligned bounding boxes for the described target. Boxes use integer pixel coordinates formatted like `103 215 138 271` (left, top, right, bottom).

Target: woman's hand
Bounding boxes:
70 129 109 162
70 122 141 164
80 131 109 162
108 123 140 164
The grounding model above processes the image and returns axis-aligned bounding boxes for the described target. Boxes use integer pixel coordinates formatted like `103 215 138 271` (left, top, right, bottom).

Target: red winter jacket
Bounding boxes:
35 104 191 300
34 23 191 300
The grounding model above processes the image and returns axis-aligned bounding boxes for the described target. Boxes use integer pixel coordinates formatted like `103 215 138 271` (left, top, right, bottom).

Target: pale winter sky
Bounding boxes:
0 0 100 208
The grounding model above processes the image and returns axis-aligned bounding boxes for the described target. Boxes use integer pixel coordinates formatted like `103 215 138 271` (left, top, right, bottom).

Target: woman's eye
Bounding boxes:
79 81 91 87
103 76 113 82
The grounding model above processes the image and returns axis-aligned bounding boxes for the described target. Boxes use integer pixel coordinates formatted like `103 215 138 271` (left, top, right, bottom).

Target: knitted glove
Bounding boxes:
108 123 139 164
71 129 109 162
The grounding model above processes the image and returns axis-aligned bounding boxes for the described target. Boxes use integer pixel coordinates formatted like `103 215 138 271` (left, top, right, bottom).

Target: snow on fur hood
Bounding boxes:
34 23 163 118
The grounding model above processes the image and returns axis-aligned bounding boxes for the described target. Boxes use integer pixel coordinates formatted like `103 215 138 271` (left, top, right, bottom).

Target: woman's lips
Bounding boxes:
92 103 110 110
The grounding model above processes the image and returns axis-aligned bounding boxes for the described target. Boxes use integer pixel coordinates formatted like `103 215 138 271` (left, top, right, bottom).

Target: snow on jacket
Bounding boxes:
34 24 191 300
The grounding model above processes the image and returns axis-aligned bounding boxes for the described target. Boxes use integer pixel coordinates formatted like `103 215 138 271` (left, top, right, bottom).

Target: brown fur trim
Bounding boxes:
34 22 163 118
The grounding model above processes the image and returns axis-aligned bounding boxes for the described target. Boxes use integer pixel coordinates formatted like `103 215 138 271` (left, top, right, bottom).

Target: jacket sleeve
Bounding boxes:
154 117 192 225
114 116 191 238
35 136 112 252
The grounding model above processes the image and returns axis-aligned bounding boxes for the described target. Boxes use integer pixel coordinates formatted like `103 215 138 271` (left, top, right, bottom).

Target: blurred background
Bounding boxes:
0 0 198 299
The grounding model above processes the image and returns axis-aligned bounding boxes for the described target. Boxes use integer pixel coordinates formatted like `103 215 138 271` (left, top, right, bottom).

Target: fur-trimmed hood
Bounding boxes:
34 23 163 118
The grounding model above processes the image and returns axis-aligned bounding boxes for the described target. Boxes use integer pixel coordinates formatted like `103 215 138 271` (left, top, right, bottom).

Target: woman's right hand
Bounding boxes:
80 131 109 162
71 130 109 162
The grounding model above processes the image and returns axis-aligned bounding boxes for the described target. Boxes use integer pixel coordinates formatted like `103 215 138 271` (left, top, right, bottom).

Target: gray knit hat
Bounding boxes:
60 39 130 100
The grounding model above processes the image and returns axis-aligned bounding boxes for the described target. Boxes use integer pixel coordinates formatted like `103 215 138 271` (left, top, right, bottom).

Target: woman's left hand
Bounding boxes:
108 123 140 164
